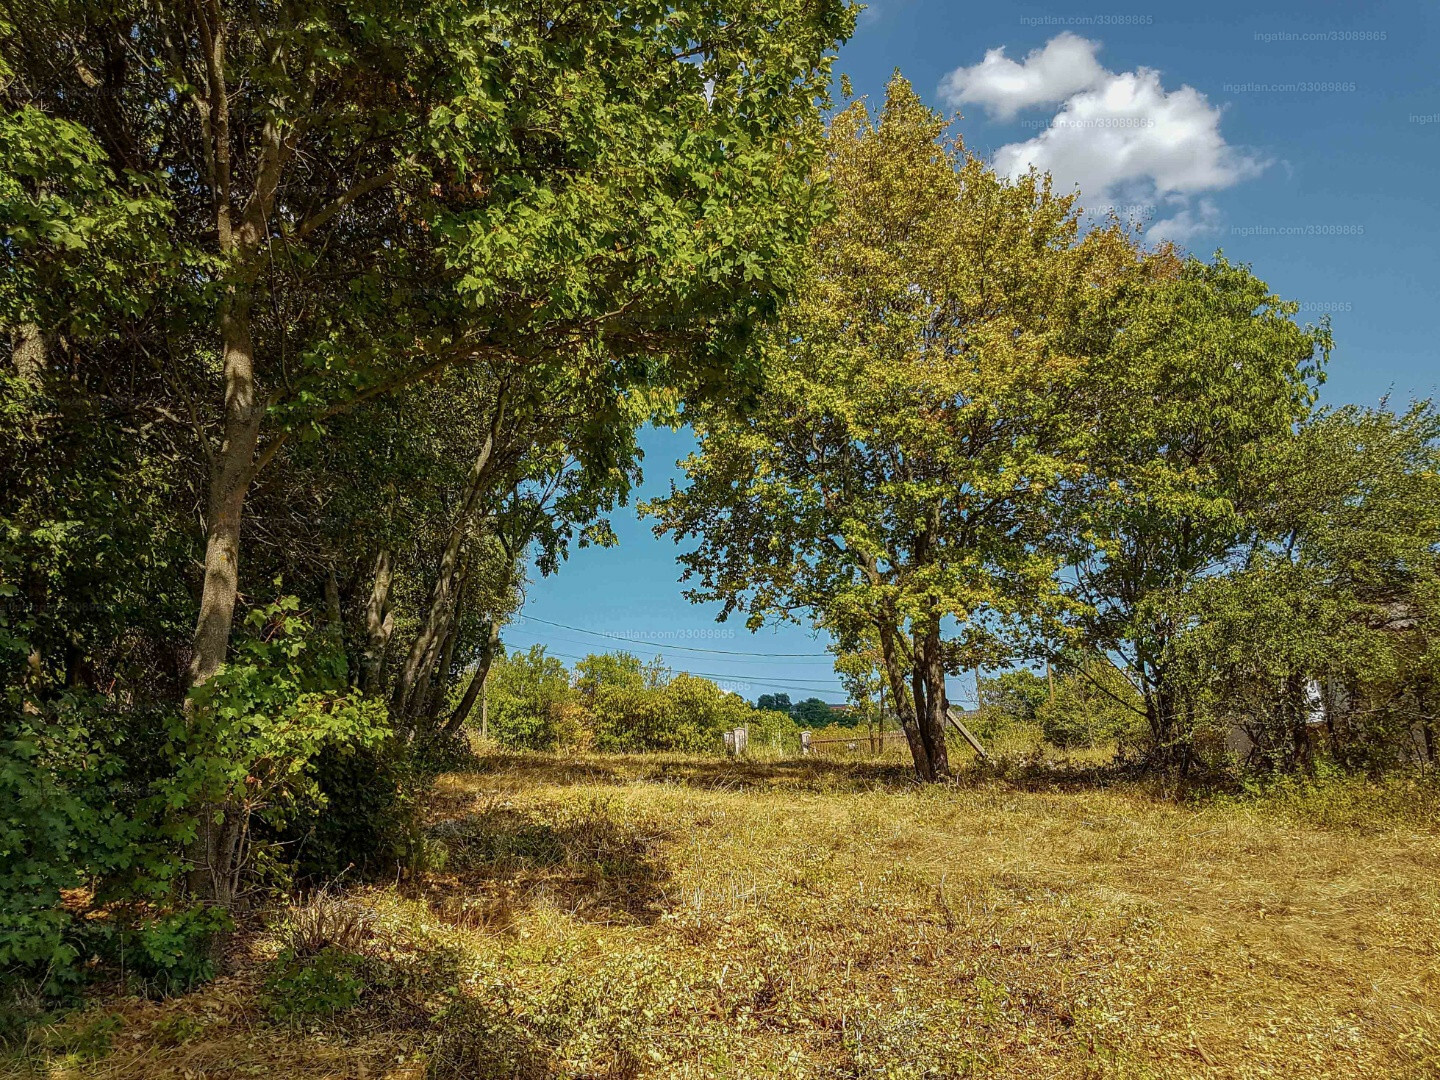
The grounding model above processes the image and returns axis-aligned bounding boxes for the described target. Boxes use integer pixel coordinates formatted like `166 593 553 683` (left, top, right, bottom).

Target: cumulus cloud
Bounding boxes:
938 33 1107 120
938 36 1268 243
1147 197 1224 245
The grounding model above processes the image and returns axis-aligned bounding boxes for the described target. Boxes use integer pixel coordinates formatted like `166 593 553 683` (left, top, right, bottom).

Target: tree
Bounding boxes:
790 697 837 728
1171 402 1440 770
2 0 854 693
649 76 1148 780
1051 256 1330 770
755 692 793 713
4 0 853 905
485 645 575 751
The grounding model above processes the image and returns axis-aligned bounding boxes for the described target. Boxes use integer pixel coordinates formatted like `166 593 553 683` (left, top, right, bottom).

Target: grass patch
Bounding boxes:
5 750 1438 1078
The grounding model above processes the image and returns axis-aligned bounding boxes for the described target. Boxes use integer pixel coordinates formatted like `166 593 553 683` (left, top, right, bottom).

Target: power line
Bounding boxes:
502 625 839 667
500 640 848 694
514 613 835 658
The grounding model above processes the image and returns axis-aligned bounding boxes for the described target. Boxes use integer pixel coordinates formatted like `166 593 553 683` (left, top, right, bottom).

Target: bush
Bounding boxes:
264 738 421 887
263 946 367 1021
486 647 574 750
121 905 233 997
593 673 753 752
0 694 176 995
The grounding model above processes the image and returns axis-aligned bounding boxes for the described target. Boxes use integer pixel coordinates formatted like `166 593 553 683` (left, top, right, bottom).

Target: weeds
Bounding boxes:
275 886 377 959
5 750 1438 1079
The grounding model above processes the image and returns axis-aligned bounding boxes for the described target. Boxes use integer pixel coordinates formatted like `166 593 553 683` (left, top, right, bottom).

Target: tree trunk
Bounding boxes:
444 619 501 736
184 291 263 905
417 558 470 727
394 396 505 718
1419 684 1436 765
362 549 394 695
916 620 951 777
877 620 931 780
10 323 46 386
188 291 263 689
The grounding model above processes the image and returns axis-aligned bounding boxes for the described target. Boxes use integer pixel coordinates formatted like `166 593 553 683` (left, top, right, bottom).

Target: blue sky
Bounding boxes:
512 0 1440 705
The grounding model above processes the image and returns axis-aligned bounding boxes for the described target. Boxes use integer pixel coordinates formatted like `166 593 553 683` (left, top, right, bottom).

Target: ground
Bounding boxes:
9 750 1440 1079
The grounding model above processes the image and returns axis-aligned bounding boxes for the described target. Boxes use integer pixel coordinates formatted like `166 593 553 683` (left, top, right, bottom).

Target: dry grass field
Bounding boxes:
8 750 1440 1079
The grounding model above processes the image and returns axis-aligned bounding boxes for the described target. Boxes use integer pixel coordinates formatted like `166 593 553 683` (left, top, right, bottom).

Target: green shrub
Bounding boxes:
265 738 421 887
0 694 177 996
486 646 574 750
263 946 367 1021
122 905 233 997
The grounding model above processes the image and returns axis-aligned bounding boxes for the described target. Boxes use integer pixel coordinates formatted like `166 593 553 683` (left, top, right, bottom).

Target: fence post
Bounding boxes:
801 730 811 755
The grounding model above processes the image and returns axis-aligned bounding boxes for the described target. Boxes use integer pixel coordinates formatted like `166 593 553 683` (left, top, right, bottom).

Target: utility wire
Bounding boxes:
500 639 848 694
504 626 839 667
514 613 835 658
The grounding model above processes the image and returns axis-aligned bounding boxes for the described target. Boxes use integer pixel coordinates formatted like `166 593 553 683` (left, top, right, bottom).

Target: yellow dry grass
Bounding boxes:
10 751 1440 1079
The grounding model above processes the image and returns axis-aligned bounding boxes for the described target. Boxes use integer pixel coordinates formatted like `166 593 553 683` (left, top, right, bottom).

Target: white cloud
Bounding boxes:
990 68 1266 198
938 33 1106 121
1147 197 1224 245
938 36 1268 243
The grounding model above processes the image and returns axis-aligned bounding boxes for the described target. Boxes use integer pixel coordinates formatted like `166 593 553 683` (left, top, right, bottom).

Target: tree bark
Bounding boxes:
877 618 932 780
417 557 469 726
188 290 263 688
444 619 501 736
916 619 951 777
362 548 395 695
393 393 506 718
10 323 46 386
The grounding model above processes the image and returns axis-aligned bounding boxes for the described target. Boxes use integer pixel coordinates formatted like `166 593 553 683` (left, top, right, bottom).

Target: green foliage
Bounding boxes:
646 673 755 753
1148 403 1440 771
263 947 367 1022
790 697 840 728
647 75 1155 779
0 101 181 336
755 693 793 712
0 693 174 992
267 739 422 887
486 646 577 751
1 596 392 996
484 648 768 754
978 665 1144 750
1055 255 1329 765
122 905 233 998
172 594 391 834
1038 664 1146 751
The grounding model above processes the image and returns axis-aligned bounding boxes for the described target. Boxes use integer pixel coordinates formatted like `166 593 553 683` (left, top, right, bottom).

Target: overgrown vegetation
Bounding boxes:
0 0 853 1011
2 0 1437 1068
4 752 1435 1078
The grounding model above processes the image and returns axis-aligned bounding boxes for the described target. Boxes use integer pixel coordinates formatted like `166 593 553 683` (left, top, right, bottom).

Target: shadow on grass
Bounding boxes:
417 798 671 926
427 994 556 1080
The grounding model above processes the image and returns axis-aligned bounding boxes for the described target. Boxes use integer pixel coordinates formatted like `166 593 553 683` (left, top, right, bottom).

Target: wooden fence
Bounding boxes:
800 710 989 761
801 729 910 755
